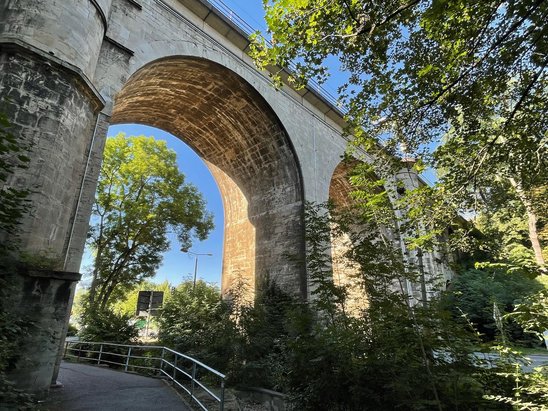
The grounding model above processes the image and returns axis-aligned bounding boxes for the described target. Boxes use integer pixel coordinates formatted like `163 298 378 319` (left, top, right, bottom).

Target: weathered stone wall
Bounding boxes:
62 112 110 273
0 45 103 264
2 264 80 398
0 0 107 80
0 45 105 393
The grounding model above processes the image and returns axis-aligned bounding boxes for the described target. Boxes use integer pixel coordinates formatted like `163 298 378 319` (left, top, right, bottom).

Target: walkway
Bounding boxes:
44 362 190 410
474 352 548 372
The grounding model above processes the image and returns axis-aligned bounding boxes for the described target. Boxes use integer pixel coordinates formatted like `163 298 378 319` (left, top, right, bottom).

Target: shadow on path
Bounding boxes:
44 362 189 410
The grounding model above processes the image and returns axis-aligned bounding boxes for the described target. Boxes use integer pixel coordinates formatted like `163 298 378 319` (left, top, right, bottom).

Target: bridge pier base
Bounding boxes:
0 42 104 397
1 262 80 398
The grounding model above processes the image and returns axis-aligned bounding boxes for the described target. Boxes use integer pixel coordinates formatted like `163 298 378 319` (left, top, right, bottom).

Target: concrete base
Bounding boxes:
235 386 287 411
2 262 80 398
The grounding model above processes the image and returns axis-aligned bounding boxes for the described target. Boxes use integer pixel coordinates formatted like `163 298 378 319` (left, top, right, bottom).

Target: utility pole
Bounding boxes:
182 249 213 290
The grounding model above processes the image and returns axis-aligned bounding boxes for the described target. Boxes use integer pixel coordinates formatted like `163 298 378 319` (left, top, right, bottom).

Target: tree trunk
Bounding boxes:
88 213 106 306
93 246 135 309
94 267 118 310
99 283 117 310
88 255 104 307
508 177 545 267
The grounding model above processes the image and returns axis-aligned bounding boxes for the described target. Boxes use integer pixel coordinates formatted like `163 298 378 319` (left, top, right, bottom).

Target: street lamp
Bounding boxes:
183 250 213 289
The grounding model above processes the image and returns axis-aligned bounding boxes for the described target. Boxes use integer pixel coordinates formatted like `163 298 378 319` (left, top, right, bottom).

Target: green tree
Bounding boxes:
158 280 237 371
87 134 214 309
435 122 547 267
447 268 544 343
251 0 547 267
455 176 547 278
509 288 548 342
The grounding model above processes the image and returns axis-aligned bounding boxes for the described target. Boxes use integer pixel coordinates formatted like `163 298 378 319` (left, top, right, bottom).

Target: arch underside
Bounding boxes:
111 57 306 299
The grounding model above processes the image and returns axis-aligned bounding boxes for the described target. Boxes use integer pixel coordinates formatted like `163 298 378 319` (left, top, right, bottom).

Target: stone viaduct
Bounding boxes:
0 0 452 396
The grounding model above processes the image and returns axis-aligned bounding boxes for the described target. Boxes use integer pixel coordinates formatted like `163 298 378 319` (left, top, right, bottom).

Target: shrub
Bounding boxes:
78 308 138 344
66 323 78 337
446 268 544 344
158 280 237 372
0 259 36 409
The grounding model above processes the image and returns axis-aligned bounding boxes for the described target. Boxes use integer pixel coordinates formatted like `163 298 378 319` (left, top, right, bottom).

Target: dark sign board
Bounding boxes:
136 291 164 316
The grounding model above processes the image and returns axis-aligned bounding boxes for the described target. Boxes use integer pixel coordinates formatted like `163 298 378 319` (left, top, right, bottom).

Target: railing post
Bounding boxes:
125 346 132 372
220 379 225 411
97 344 103 365
77 344 82 362
172 355 178 383
190 362 197 401
63 341 69 359
160 347 165 373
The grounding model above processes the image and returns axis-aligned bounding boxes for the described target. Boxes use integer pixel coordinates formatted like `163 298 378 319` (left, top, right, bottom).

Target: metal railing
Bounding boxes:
205 0 345 112
156 0 345 114
64 341 225 411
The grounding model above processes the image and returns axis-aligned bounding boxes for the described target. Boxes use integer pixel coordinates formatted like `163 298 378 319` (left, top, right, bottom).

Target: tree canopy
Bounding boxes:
87 134 214 309
251 0 547 267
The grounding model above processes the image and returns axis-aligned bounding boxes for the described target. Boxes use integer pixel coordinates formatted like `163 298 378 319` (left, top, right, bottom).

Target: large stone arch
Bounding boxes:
330 160 455 308
110 56 307 300
0 1 456 396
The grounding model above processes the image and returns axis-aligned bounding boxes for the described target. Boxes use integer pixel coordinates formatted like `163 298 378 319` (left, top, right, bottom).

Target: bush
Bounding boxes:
274 294 494 410
158 280 237 372
78 308 138 344
0 259 37 409
66 323 78 337
227 279 297 388
271 203 493 410
446 268 544 344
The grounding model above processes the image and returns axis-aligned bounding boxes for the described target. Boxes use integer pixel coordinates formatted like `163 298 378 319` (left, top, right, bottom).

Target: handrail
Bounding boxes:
205 0 345 113
156 0 345 114
64 341 225 411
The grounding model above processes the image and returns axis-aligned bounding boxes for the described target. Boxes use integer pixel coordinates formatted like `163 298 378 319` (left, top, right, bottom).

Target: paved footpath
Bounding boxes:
474 352 548 372
44 362 190 411
522 354 548 372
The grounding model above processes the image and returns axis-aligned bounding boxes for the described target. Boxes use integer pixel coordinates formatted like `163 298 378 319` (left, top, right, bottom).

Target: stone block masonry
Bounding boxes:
0 44 103 264
1 263 81 399
0 43 104 396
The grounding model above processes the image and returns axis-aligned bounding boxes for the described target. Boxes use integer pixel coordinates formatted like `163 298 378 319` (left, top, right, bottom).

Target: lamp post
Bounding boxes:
184 250 212 289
